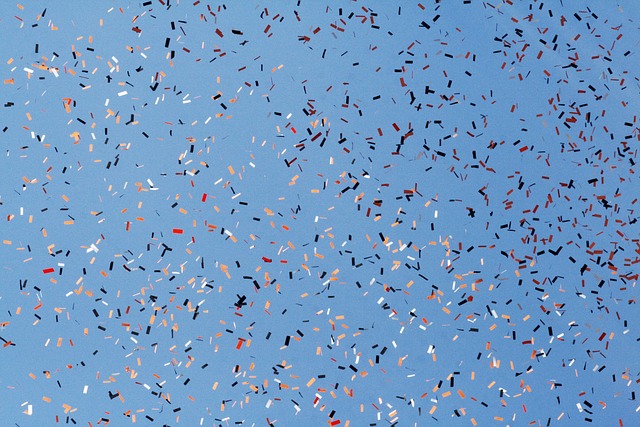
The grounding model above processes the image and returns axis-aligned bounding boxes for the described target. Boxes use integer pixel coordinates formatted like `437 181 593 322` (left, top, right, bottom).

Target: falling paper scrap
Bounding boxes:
0 2 639 426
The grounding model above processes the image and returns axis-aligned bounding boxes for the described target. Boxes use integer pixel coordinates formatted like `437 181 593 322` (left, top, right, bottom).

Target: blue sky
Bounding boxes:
1 1 639 426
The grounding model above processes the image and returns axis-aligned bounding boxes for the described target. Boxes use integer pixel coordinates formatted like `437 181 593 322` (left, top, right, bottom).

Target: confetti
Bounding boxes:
0 2 639 426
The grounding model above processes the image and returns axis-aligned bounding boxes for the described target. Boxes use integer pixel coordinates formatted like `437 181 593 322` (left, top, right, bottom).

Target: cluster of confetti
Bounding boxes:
1 1 639 426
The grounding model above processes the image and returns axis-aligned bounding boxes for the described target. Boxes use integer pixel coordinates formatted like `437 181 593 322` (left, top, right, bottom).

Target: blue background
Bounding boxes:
1 1 639 426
